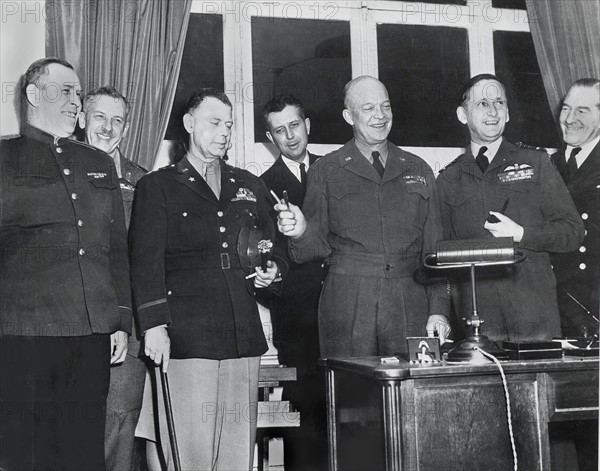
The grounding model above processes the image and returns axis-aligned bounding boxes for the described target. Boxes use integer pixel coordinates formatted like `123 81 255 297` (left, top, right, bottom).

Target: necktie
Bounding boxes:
476 146 489 174
205 160 220 199
372 151 384 178
566 147 582 183
300 162 307 186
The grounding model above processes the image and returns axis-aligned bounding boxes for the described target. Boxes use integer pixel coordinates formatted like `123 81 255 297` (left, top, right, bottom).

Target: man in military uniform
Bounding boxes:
276 76 450 357
79 86 147 471
129 89 286 470
551 78 599 338
0 58 131 470
260 95 328 471
437 74 584 342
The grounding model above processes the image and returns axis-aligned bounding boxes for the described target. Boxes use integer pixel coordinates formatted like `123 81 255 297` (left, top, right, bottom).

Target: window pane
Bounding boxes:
492 0 526 9
165 14 224 140
494 31 559 147
252 17 352 144
377 24 469 147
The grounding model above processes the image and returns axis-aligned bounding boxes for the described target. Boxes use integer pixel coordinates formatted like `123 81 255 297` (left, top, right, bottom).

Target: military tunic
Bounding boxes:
551 143 600 336
1 125 132 335
129 156 285 359
289 140 448 357
437 139 584 341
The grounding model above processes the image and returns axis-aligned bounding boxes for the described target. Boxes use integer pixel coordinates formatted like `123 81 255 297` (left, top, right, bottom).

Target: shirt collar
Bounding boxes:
471 137 503 162
354 139 389 166
281 152 309 182
565 135 600 167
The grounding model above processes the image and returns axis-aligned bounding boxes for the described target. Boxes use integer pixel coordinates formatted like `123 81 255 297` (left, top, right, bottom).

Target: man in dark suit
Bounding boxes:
551 78 599 339
129 89 286 470
79 86 147 471
260 95 328 471
436 74 584 342
276 76 450 357
0 58 132 470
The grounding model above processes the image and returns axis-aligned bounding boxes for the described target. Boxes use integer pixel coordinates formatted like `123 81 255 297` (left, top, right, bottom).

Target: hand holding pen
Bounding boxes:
271 190 307 239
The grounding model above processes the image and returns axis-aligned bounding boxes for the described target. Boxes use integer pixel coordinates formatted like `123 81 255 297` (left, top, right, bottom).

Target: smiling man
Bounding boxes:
129 89 286 470
0 59 131 470
436 74 584 342
551 78 600 338
79 86 147 471
275 76 450 358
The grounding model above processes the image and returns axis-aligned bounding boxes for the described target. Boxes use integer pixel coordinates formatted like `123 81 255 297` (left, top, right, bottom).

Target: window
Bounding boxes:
494 31 559 147
377 24 469 147
251 17 352 144
165 13 224 141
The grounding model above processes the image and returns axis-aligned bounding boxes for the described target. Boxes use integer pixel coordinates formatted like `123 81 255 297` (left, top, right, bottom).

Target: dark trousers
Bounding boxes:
0 334 110 471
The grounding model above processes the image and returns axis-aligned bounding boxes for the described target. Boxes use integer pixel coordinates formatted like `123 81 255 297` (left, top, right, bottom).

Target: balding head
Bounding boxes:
342 76 392 148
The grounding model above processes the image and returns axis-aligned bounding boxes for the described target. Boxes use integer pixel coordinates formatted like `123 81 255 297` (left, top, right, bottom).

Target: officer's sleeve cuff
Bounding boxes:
137 298 171 333
119 306 133 335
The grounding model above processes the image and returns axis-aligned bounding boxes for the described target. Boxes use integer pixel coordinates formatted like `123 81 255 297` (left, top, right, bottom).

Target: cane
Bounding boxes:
160 369 182 471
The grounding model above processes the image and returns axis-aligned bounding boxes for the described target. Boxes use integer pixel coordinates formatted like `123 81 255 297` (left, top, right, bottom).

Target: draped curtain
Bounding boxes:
525 0 600 122
46 0 192 170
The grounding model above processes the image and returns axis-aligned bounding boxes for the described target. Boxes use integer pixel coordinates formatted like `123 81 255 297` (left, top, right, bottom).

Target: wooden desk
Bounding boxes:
321 357 598 471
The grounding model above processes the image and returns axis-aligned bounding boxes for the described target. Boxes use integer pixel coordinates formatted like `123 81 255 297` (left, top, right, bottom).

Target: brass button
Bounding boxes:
579 246 586 253
63 168 71 175
78 248 85 256
582 213 588 220
579 263 586 270
217 211 224 217
77 220 83 227
71 193 78 200
219 226 226 233
222 242 228 248
56 147 63 153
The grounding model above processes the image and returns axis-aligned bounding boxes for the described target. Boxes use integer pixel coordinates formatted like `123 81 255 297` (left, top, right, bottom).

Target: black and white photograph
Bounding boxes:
1 1 598 470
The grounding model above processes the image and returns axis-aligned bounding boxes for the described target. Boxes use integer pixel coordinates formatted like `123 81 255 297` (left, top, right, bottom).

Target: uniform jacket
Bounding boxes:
118 150 147 230
260 153 327 366
288 140 448 354
0 125 132 337
437 139 584 341
129 156 287 360
551 143 599 332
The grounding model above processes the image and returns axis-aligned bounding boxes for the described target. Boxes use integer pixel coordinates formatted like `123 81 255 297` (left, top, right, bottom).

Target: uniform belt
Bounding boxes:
327 252 420 278
165 251 241 270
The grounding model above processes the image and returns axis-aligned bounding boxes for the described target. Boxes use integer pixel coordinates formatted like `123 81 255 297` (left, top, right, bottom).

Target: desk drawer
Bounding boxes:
547 370 599 421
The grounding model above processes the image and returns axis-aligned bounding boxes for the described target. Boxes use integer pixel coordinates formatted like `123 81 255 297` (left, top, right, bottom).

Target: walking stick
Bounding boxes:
160 369 182 471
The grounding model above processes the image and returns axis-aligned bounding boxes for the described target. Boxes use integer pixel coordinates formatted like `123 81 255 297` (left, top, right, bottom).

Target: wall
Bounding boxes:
1 0 46 136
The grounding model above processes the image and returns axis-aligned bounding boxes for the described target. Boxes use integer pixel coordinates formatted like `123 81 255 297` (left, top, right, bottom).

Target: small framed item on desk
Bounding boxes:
406 337 441 364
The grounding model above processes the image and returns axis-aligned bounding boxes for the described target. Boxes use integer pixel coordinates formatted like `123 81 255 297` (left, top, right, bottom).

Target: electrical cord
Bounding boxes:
475 346 518 471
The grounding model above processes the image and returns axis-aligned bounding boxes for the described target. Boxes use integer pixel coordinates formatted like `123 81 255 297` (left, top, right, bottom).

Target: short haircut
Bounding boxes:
183 88 232 116
21 57 74 103
262 95 306 130
566 78 600 108
343 75 379 109
83 86 130 120
458 73 505 106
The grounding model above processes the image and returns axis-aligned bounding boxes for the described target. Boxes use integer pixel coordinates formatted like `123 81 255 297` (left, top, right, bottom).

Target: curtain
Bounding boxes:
46 0 192 170
525 0 600 121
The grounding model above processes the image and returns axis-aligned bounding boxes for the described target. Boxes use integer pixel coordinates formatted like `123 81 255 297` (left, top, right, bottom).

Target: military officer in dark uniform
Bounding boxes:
437 74 584 342
0 58 132 470
276 76 450 358
551 78 600 338
129 89 286 470
260 95 328 471
79 86 147 471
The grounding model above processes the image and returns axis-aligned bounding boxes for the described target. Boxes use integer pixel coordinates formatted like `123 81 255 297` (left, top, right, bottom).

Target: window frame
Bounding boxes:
156 0 537 172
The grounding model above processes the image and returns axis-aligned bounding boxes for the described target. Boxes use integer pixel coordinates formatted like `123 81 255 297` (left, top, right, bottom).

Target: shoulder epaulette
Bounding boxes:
438 154 462 173
515 141 547 153
1 133 21 141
